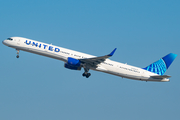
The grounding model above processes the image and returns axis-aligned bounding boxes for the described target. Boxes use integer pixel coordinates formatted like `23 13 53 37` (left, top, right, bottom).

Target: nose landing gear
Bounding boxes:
16 49 19 58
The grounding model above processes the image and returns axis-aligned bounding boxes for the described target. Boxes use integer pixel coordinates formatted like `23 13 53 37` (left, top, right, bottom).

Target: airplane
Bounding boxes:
2 37 177 82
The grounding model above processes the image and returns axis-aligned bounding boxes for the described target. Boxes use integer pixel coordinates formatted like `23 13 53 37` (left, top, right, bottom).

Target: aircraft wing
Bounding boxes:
79 48 117 66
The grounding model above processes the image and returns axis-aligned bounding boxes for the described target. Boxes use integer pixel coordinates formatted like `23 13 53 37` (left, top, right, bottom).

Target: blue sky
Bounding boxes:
0 0 180 120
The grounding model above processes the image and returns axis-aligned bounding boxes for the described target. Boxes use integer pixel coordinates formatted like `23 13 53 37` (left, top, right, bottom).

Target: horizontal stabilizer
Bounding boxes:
151 75 171 79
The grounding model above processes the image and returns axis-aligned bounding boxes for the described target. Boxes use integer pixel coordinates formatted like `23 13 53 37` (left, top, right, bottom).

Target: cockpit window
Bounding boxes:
7 38 13 40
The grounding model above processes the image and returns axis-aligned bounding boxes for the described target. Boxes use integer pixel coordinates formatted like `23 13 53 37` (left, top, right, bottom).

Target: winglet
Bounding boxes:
108 48 117 56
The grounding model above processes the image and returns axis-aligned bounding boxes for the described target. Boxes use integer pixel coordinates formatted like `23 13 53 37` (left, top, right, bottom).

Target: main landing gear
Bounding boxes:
16 49 19 58
82 68 91 78
82 73 91 78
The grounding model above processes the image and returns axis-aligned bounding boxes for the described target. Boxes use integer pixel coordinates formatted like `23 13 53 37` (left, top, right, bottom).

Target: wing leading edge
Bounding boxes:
79 48 117 66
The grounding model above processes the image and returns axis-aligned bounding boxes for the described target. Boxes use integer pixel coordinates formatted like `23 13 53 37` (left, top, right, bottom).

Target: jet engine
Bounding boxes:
64 57 81 70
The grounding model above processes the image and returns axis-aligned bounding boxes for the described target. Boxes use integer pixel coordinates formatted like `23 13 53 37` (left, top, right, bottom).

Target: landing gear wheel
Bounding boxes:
82 73 86 77
83 73 91 78
83 67 91 78
87 73 91 77
16 49 20 58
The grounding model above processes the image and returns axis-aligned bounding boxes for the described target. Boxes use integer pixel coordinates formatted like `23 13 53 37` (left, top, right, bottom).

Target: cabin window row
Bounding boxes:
119 66 140 73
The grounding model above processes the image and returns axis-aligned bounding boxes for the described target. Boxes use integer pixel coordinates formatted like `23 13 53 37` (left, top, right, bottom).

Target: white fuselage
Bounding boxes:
2 37 169 82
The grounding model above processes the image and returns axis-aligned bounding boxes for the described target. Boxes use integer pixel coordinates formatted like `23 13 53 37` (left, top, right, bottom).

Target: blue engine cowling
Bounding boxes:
64 57 81 70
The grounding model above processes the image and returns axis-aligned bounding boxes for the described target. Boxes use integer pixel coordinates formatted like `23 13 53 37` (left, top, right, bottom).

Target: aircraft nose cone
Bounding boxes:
2 40 5 44
2 40 7 46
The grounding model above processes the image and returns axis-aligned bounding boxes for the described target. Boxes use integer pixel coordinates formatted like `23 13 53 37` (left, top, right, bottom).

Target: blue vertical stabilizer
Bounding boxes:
143 53 177 75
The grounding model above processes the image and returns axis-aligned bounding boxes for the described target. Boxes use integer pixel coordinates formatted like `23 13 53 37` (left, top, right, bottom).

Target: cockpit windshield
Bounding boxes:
7 38 13 40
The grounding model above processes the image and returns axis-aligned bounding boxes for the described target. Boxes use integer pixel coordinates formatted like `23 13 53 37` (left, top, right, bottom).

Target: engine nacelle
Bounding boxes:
64 57 81 70
64 63 81 70
67 57 81 66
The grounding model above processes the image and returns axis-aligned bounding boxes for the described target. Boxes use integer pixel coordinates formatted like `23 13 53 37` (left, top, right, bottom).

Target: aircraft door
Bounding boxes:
141 71 146 80
17 39 20 45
